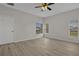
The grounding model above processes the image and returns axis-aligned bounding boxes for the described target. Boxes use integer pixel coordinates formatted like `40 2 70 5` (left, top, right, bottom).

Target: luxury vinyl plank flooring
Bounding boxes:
0 38 79 56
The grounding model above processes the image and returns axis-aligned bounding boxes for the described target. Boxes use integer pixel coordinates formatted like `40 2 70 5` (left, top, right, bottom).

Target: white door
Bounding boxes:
0 16 14 44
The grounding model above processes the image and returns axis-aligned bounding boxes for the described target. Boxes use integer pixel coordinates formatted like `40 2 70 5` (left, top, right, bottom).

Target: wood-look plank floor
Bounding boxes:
0 38 79 56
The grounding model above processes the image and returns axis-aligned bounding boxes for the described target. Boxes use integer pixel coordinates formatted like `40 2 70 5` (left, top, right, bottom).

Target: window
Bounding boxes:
36 21 49 34
36 21 43 34
69 19 78 37
46 23 49 33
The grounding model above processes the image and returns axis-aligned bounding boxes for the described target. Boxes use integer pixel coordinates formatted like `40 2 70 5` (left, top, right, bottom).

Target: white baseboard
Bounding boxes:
0 36 42 45
45 35 79 44
13 37 41 44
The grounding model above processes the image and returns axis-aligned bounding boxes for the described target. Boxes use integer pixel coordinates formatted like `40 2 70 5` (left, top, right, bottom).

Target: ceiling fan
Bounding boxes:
35 3 55 11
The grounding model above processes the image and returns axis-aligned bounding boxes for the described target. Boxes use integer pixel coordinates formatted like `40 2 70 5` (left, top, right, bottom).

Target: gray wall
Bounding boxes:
0 4 79 44
0 5 43 44
45 8 79 43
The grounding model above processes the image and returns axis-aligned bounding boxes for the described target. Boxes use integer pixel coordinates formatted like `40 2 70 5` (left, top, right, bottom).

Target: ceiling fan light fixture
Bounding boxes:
45 6 47 10
41 7 45 11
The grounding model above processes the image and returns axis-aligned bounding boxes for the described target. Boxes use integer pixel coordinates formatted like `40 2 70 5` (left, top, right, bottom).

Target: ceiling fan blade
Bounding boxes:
47 7 52 11
48 3 55 5
35 6 42 8
7 3 14 6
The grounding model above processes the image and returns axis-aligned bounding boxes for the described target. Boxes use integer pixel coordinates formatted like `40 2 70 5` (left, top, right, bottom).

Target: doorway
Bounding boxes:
0 16 15 44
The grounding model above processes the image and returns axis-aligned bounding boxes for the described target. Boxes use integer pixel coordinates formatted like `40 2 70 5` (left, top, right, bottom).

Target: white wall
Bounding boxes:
0 5 43 44
15 12 43 42
1 4 79 44
45 8 79 43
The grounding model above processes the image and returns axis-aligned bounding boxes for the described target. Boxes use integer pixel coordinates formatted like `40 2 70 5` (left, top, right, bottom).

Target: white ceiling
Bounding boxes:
1 3 79 17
